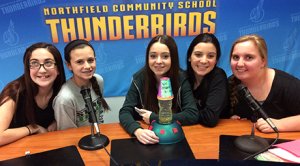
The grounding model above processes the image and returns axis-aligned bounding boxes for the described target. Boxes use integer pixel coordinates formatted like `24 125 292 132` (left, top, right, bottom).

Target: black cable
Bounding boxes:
95 128 119 166
80 87 119 165
101 143 119 166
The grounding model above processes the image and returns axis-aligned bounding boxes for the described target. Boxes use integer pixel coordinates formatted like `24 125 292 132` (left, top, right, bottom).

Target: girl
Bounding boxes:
186 33 230 127
0 42 66 146
54 39 109 130
119 35 198 144
229 34 300 133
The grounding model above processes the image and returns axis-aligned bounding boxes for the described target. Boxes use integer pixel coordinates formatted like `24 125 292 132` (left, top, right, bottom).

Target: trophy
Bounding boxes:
149 77 185 144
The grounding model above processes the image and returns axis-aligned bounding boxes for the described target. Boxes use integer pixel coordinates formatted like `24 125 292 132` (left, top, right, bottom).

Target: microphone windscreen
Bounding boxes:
237 84 245 91
80 87 91 97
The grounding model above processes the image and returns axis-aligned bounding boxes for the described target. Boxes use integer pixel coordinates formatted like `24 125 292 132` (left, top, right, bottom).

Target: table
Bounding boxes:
0 119 299 165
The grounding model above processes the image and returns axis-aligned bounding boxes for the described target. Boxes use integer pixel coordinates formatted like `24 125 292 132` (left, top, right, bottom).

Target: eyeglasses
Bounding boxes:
29 60 56 70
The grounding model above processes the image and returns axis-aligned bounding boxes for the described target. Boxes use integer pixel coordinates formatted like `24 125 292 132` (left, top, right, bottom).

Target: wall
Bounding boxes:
1 0 300 124
104 96 125 123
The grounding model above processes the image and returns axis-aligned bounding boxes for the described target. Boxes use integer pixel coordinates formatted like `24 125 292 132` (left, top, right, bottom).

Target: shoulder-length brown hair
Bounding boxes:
0 42 66 124
144 35 180 113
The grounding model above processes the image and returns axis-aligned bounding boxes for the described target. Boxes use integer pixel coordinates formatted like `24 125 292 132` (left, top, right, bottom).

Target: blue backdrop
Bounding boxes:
0 0 299 97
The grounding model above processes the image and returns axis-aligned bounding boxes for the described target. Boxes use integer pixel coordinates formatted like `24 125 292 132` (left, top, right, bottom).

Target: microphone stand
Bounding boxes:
234 114 269 154
78 101 109 150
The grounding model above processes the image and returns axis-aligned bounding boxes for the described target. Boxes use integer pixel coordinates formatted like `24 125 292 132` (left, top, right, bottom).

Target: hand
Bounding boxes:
230 115 241 120
47 121 57 132
255 118 279 133
139 109 152 124
134 128 159 144
230 115 247 120
28 124 48 134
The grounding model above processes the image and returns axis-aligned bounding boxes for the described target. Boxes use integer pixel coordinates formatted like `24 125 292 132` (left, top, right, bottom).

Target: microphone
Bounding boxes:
80 87 100 134
237 84 278 133
233 84 279 155
78 87 109 150
234 84 280 160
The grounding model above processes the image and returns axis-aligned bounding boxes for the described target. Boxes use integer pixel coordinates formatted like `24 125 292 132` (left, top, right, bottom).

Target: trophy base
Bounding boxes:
149 120 185 144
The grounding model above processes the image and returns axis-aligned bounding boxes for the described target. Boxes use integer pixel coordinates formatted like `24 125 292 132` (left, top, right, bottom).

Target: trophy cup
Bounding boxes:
149 77 185 144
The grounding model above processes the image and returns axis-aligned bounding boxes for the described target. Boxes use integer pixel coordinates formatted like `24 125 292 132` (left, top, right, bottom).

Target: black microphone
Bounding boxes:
237 84 278 133
80 87 100 134
234 84 280 160
79 87 119 165
78 87 109 151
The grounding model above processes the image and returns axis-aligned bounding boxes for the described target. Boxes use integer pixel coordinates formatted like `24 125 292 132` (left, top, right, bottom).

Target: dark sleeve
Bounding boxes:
172 79 199 125
119 80 142 135
198 69 229 127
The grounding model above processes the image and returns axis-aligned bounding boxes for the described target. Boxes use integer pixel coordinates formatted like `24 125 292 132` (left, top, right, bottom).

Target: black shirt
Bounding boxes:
9 92 55 129
192 67 230 127
233 69 300 119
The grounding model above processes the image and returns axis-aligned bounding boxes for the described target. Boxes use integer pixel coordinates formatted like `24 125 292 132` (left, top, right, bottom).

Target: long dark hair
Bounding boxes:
186 33 221 87
144 35 180 113
64 39 109 111
0 42 66 124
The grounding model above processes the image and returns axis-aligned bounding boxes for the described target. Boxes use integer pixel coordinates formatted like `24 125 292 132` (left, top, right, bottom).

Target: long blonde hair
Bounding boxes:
229 34 268 113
